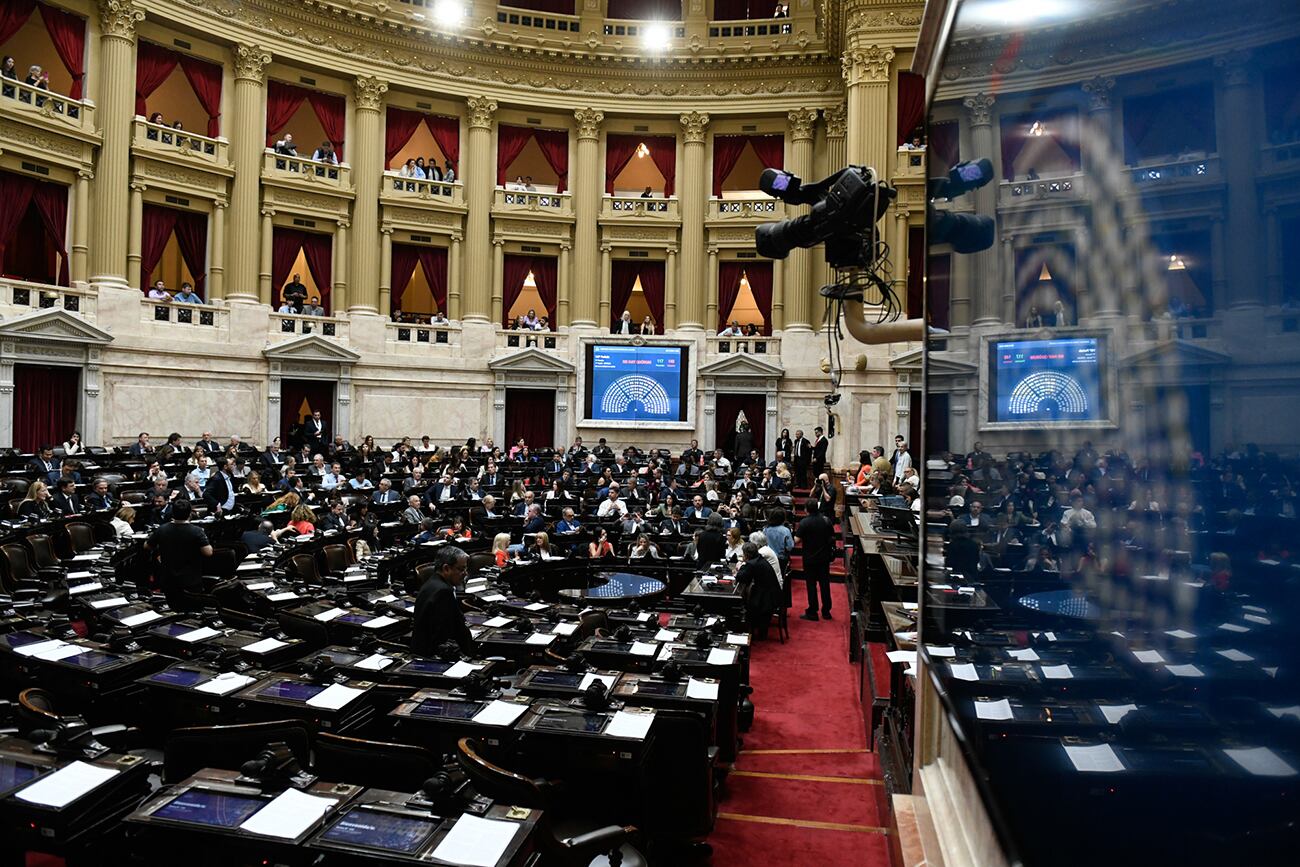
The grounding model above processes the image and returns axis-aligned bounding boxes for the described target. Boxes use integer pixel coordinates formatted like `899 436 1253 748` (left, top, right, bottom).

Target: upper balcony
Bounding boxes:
998 173 1087 208
262 150 352 193
706 195 786 225
492 188 574 220
270 311 349 342
599 195 680 224
706 333 780 358
0 278 96 322
0 78 97 141
1128 154 1221 189
1261 141 1300 175
132 118 229 170
894 146 926 181
381 173 466 209
140 298 229 333
386 321 462 356
497 327 567 354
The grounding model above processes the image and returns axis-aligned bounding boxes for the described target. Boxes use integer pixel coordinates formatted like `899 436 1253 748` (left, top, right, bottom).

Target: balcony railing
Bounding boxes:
1261 141 1300 173
998 173 1086 206
708 17 794 38
497 328 566 353
600 196 680 221
1129 155 1220 186
386 321 461 352
133 118 228 166
894 146 927 179
602 20 687 38
496 5 581 33
707 197 784 222
0 278 95 320
1141 315 1218 342
383 172 464 204
493 188 573 217
142 298 226 329
272 312 348 340
0 78 94 133
707 334 780 357
263 151 351 188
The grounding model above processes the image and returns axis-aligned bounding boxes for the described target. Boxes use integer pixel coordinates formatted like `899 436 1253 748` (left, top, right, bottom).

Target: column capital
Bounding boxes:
823 104 848 140
1215 50 1253 87
451 232 464 243
667 246 678 255
129 181 147 193
77 168 95 181
337 218 351 230
261 207 276 218
963 92 996 128
355 75 389 112
98 0 143 39
214 198 228 209
559 241 572 251
841 45 894 86
467 96 498 130
599 243 613 254
787 107 819 142
380 225 395 236
679 111 710 144
1081 75 1116 112
574 108 605 141
492 237 506 247
233 43 272 83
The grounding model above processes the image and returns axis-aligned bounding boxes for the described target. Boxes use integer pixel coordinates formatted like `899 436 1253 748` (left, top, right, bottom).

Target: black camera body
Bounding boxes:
755 166 897 269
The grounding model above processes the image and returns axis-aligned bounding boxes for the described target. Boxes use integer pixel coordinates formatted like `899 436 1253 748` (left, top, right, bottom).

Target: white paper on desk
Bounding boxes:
483 616 513 628
444 661 485 679
726 633 751 646
705 617 720 627
240 787 338 839
1007 648 1040 662
895 631 918 643
177 626 220 643
607 709 655 740
1165 629 1197 640
926 645 957 658
35 643 87 662
1133 649 1165 664
377 594 398 603
1217 648 1254 662
1097 703 1139 724
15 760 119 808
236 563 265 572
1166 663 1204 678
886 650 917 665
355 653 395 671
343 575 368 583
974 699 1013 721
267 592 299 602
949 663 979 682
1245 613 1271 625
480 593 508 602
307 683 365 710
68 582 103 595
1064 743 1125 773
1264 666 1279 678
580 673 617 692
120 610 163 628
1042 664 1074 680
687 678 719 700
89 596 129 610
14 639 69 657
708 647 737 666
66 571 95 580
901 602 919 611
525 602 549 611
525 633 555 646
72 553 101 561
1266 705 1300 721
1224 747 1298 778
245 581 275 591
1219 622 1251 633
362 615 399 629
1243 604 1268 613
195 671 256 695
636 612 653 622
472 700 528 727
242 637 288 654
655 629 680 642
630 641 657 656
552 622 578 636
432 813 521 867
314 608 347 622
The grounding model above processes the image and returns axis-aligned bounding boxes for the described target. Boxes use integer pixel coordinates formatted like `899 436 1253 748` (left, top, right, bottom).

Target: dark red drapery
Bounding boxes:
391 244 448 313
37 3 85 100
609 259 641 329
604 134 643 195
427 114 460 173
927 252 951 331
307 91 346 161
531 256 557 326
505 389 555 451
496 125 536 187
717 261 745 331
748 135 784 171
271 228 332 310
501 254 535 327
3 208 55 284
606 0 682 19
532 129 569 194
711 135 750 198
745 262 773 335
390 243 420 312
639 261 665 332
139 205 207 294
1000 109 1081 181
715 393 766 460
897 71 925 146
502 0 574 12
140 204 177 289
172 210 208 294
134 41 178 117
13 364 78 453
907 225 925 319
385 107 426 167
712 0 779 18
648 136 677 197
0 0 36 47
0 171 69 286
178 54 222 137
929 120 959 170
266 82 346 159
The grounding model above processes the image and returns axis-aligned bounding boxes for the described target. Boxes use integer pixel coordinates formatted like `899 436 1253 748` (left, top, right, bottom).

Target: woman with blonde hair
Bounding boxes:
111 506 136 537
775 461 792 483
725 526 745 562
492 532 512 567
241 470 267 495
18 482 52 520
527 530 555 561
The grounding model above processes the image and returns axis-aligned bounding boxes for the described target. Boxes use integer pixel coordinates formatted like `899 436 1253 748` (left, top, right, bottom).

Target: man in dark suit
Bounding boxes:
412 546 474 656
372 479 401 505
128 433 154 458
795 498 834 621
681 439 703 466
811 426 828 480
736 542 782 640
193 432 219 456
52 478 82 516
28 446 59 479
203 457 237 514
86 478 116 512
543 455 566 476
318 501 349 534
304 410 326 450
240 520 276 554
790 430 812 488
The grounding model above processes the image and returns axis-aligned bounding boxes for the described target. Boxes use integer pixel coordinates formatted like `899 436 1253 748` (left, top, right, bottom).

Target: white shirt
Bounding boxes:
597 498 627 518
757 544 783 588
893 450 912 482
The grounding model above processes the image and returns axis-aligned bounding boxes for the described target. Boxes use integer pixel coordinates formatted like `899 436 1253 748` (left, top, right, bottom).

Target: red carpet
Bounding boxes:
709 580 891 866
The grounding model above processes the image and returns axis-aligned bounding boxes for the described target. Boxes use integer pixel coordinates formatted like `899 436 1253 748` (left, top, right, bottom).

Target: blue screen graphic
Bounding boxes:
589 345 684 422
991 337 1104 423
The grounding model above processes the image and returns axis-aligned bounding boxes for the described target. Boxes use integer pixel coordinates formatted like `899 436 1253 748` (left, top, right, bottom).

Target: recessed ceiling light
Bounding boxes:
642 22 672 53
432 0 465 27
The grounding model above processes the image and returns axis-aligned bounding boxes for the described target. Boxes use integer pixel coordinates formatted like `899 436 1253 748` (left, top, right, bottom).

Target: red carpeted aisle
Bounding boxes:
709 579 892 866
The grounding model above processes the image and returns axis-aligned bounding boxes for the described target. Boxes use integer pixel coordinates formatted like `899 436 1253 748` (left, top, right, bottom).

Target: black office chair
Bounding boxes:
64 522 98 553
17 688 138 753
456 737 645 867
25 534 64 570
312 731 440 791
288 552 323 584
321 543 353 574
639 709 716 854
467 551 496 575
276 611 331 648
164 719 312 784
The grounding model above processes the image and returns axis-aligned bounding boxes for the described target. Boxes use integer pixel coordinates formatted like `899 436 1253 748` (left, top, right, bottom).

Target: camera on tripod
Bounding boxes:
754 166 896 269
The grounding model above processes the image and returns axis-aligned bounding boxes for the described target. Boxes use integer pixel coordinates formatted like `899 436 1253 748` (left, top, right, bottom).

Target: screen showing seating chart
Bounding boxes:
585 344 689 423
989 337 1106 424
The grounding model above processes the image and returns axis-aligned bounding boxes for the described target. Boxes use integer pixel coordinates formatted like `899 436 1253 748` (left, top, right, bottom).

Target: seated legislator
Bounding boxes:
146 498 213 610
412 546 474 656
491 532 511 567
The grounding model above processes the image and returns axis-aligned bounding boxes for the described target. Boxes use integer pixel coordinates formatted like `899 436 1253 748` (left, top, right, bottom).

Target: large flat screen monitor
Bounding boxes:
584 344 689 423
988 336 1107 424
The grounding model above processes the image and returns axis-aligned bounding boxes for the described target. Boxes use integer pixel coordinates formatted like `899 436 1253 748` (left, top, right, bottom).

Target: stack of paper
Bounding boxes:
306 683 365 710
15 761 119 808
471 700 528 727
239 788 338 838
431 814 521 867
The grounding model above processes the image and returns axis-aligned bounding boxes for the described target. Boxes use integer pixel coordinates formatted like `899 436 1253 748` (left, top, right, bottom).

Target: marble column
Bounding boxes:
71 170 92 285
705 246 719 330
379 228 393 316
333 220 350 314
963 93 1001 326
784 108 819 331
1082 75 1122 319
1264 209 1282 306
127 183 144 287
677 111 710 331
89 0 143 288
258 209 274 304
572 108 604 328
558 242 572 325
664 246 679 330
448 233 463 320
842 45 894 177
350 76 388 314
490 238 505 325
599 244 612 328
462 97 498 322
208 200 226 300
818 105 848 314
1216 51 1263 309
227 44 271 303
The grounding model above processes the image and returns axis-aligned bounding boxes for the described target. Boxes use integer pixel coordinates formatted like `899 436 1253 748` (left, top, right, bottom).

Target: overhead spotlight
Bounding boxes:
642 22 672 53
1028 121 1046 136
432 0 466 27
636 142 651 159
1167 255 1186 271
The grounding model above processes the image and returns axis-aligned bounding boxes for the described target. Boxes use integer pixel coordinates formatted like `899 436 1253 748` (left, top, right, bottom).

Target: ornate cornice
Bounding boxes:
824 103 848 139
466 96 498 130
680 111 710 144
355 75 389 112
573 108 605 141
842 45 895 86
963 92 995 127
1081 75 1116 112
233 43 272 83
99 0 143 39
787 107 819 142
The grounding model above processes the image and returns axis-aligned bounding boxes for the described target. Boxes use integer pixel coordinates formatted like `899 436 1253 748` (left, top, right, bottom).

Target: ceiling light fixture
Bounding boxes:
432 0 466 27
642 22 672 53
1167 255 1186 271
636 142 651 159
1028 121 1046 136
962 0 1080 27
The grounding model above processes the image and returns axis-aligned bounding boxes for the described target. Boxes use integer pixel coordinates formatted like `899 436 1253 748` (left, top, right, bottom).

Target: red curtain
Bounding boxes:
609 260 641 329
265 80 308 144
390 243 421 312
271 228 304 307
648 136 677 197
271 228 332 310
928 252 951 331
639 261 665 332
745 262 773 335
307 91 346 161
37 3 85 101
533 128 569 193
172 210 208 295
29 180 69 286
140 204 179 289
134 41 179 117
999 110 1081 181
13 364 78 453
505 389 555 451
607 0 681 19
427 115 460 173
0 171 36 256
604 134 643 195
501 254 534 326
531 256 557 326
713 0 747 18
299 231 333 310
0 0 35 47
930 120 959 170
748 135 784 171
717 261 745 331
385 107 426 167
496 125 535 186
907 225 924 319
896 72 925 146
3 209 55 284
711 135 750 197
178 54 222 137
420 246 448 313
